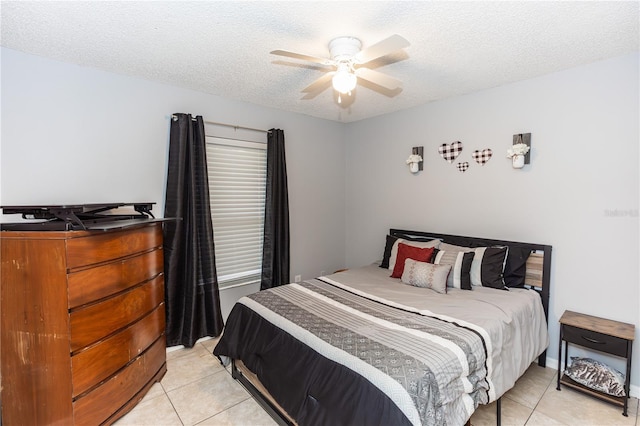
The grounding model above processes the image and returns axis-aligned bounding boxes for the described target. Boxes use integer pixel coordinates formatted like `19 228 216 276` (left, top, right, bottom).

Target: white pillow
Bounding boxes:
565 357 626 397
401 259 450 294
388 238 440 271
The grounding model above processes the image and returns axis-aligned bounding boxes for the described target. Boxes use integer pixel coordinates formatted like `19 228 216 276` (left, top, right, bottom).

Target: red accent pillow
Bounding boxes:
390 243 435 278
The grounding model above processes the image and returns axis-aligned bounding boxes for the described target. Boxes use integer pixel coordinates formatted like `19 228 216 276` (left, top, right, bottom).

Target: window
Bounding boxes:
206 137 267 289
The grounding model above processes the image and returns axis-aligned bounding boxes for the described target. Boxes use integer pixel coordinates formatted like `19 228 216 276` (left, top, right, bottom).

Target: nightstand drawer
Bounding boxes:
562 324 628 357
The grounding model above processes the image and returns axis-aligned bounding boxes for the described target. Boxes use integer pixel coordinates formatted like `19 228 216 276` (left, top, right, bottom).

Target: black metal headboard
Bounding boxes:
390 228 553 367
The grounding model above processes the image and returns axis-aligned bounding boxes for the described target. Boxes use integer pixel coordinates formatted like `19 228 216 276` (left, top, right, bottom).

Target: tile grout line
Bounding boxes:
160 381 186 426
191 396 255 426
163 367 230 394
522 372 562 425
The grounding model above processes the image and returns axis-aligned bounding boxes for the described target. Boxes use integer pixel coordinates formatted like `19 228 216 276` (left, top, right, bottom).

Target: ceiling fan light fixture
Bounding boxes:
332 67 357 94
271 34 409 102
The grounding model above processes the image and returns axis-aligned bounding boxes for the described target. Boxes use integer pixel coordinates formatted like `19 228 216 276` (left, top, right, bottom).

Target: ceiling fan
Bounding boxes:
270 34 410 103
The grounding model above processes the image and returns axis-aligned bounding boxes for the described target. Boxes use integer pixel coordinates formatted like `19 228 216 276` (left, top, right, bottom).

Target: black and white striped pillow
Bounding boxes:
470 247 508 289
433 250 474 290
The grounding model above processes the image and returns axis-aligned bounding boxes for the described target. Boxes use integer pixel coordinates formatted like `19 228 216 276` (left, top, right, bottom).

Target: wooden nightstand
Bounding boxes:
557 310 635 416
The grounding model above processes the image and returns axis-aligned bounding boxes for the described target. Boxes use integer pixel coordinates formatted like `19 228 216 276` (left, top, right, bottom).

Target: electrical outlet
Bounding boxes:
294 275 301 282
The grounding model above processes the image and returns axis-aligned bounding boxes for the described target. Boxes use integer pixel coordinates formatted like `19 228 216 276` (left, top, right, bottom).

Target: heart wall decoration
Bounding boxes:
438 141 463 163
456 162 469 172
472 149 493 165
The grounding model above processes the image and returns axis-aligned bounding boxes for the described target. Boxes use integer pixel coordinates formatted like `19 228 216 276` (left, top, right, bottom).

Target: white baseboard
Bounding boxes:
545 356 639 398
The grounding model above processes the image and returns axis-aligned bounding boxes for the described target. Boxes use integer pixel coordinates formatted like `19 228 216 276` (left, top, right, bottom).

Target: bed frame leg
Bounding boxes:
230 360 293 426
231 359 240 379
465 397 501 426
538 350 547 368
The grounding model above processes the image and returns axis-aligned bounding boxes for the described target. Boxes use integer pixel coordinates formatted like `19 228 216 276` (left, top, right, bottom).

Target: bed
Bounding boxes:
213 229 552 426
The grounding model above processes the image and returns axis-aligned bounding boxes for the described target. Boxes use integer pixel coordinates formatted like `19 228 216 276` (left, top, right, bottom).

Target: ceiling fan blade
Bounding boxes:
355 68 402 90
355 34 410 64
301 72 334 93
301 72 335 100
301 91 324 100
270 50 334 66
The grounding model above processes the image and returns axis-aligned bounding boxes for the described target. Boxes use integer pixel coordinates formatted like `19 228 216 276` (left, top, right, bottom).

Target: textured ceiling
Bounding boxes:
1 1 638 123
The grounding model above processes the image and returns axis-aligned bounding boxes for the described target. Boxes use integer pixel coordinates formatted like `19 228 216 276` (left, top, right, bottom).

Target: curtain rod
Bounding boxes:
204 120 268 134
170 115 268 134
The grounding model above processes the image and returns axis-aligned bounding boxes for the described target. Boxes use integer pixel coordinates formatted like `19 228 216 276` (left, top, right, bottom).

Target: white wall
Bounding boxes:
344 53 640 393
0 47 347 317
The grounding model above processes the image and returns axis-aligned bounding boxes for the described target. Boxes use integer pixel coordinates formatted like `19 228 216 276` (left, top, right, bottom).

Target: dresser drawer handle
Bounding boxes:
581 335 605 344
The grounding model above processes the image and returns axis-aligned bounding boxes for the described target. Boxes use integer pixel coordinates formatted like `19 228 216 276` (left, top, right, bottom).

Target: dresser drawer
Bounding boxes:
69 276 164 352
562 324 628 357
72 336 166 425
66 224 162 269
71 305 165 397
68 249 163 309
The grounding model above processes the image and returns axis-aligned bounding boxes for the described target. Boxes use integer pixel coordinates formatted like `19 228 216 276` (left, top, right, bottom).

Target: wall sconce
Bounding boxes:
406 146 423 174
507 133 531 169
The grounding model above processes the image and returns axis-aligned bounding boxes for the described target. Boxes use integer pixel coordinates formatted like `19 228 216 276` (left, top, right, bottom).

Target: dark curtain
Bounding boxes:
260 129 290 290
163 113 224 347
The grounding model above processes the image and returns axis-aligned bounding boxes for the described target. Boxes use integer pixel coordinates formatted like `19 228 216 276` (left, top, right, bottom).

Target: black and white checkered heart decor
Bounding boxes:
457 162 469 172
472 149 493 165
438 141 463 163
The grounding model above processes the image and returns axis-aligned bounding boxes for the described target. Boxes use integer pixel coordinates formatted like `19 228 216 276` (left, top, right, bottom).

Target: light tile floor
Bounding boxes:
115 338 639 426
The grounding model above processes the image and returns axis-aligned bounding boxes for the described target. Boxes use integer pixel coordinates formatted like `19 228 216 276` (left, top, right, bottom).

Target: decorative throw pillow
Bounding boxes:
470 247 508 289
439 242 475 253
388 238 440 272
390 243 435 278
401 259 450 294
434 243 473 290
433 245 475 290
393 232 439 243
565 357 626 397
503 247 532 288
379 234 399 269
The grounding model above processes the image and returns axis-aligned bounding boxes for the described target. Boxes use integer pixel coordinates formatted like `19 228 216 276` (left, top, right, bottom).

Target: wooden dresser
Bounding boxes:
1 221 167 425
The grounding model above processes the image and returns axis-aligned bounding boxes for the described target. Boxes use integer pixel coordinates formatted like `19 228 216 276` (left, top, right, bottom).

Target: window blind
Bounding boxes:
206 137 267 288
